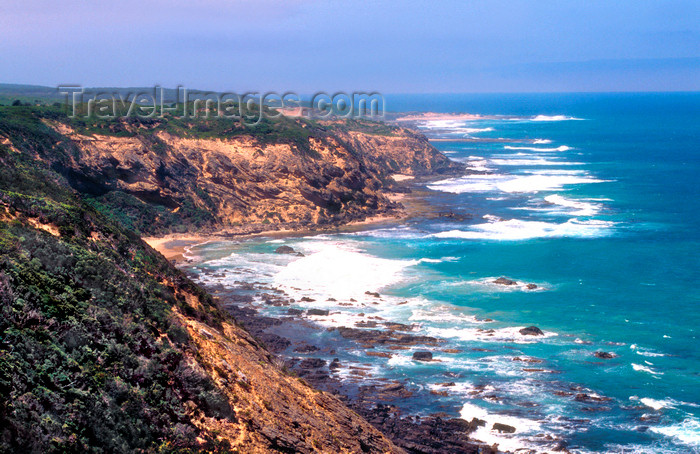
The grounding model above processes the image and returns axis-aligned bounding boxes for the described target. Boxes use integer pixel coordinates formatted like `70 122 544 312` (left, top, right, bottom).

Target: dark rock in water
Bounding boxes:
274 245 296 254
365 291 381 298
593 351 617 359
334 327 442 346
552 441 569 451
412 351 433 361
512 356 543 363
519 326 544 336
306 308 329 316
526 283 538 290
574 393 612 403
299 358 326 369
293 344 320 353
492 422 516 434
377 382 413 399
494 277 517 286
355 320 379 328
581 406 611 412
327 297 337 301
257 332 291 353
384 322 413 332
286 308 303 316
366 351 392 358
467 418 487 431
329 358 341 370
300 296 316 302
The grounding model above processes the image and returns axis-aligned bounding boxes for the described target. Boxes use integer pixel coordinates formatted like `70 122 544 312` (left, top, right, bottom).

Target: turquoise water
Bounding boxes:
190 93 700 453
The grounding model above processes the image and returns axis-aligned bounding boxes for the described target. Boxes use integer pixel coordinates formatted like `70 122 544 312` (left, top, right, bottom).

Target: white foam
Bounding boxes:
420 120 494 135
504 145 572 152
432 218 615 241
638 397 676 410
630 344 668 358
428 173 606 194
427 381 479 396
463 159 493 172
522 169 588 175
426 326 557 344
459 401 542 452
543 194 602 216
387 354 413 367
458 127 495 134
489 158 580 166
450 277 546 293
416 257 459 264
632 363 663 376
352 226 423 240
533 139 552 144
529 115 583 122
634 349 667 358
650 417 700 447
273 242 416 300
409 306 485 323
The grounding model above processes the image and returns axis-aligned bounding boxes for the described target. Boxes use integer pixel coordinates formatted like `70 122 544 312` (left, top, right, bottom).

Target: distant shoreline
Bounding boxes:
144 206 407 264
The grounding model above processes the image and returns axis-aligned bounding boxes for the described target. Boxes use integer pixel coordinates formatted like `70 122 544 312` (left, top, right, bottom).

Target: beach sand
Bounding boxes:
144 208 407 264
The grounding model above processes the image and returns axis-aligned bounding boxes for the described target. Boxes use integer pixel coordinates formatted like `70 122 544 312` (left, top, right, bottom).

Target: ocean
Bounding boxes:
186 93 700 453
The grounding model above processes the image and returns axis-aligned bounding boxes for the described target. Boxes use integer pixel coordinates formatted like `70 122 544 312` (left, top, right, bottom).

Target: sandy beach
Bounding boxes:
144 209 407 264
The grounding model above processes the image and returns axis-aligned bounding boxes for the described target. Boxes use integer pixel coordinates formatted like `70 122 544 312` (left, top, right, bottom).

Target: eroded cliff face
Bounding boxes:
38 118 460 235
172 299 401 453
0 131 402 452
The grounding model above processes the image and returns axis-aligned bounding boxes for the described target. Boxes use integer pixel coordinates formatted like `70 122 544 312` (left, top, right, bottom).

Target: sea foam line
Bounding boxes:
431 218 615 241
504 145 572 152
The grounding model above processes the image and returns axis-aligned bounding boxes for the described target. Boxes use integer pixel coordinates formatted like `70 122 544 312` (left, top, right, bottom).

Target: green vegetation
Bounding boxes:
0 93 420 453
0 140 234 452
323 118 401 136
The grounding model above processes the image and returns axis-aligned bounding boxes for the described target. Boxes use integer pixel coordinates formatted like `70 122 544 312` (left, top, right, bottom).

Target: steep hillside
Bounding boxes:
0 106 460 235
0 117 402 452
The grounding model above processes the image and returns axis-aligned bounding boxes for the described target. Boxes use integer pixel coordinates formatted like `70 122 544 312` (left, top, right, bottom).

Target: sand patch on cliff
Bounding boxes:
391 173 414 182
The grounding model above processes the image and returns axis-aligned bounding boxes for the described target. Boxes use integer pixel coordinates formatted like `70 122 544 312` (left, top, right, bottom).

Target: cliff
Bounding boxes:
0 104 471 453
14 110 460 236
0 110 403 453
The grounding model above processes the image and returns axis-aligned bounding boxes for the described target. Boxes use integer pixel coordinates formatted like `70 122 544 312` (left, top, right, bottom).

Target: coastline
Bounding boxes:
141 180 504 452
145 192 414 265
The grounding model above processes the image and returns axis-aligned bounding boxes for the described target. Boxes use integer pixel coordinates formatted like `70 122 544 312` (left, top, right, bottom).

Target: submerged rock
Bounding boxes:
492 422 516 434
574 393 612 403
306 309 329 316
519 326 544 336
293 344 319 353
593 351 617 359
412 351 433 361
493 277 518 286
299 358 326 369
274 245 296 254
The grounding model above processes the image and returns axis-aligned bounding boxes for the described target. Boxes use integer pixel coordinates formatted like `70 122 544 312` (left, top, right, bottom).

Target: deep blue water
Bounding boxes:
190 93 700 453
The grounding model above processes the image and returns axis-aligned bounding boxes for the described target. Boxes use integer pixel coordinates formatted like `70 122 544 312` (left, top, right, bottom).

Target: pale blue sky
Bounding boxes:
1 0 699 92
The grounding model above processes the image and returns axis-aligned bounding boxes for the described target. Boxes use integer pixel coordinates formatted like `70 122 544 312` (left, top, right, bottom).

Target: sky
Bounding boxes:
1 0 699 93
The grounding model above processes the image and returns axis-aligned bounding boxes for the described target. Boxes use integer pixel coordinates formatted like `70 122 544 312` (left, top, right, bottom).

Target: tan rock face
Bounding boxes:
171 298 403 453
41 118 460 234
